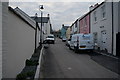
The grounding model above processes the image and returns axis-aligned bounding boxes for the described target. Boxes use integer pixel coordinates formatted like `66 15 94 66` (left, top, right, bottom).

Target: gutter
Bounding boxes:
8 7 36 30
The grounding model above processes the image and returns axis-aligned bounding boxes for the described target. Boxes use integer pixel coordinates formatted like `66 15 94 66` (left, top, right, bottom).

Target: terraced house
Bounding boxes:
90 1 120 56
68 0 120 56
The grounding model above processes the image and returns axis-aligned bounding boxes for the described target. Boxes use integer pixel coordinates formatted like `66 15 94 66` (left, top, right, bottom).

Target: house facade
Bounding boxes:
60 24 69 39
31 15 51 42
90 1 120 56
79 14 90 34
66 27 71 39
2 6 40 78
70 19 79 36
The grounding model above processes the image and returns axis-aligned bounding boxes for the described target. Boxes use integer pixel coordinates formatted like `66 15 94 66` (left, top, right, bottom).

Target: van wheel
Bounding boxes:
69 46 72 50
74 47 78 53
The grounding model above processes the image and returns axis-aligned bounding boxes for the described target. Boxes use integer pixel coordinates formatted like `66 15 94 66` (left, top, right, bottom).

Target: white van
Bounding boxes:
69 34 94 53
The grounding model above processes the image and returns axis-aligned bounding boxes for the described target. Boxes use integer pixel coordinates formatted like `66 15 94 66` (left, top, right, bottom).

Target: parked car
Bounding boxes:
69 34 94 53
62 37 66 42
45 34 55 44
66 39 71 47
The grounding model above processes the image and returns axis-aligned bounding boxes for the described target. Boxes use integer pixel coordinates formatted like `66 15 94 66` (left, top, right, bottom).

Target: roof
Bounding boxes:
78 2 104 21
31 16 49 23
63 26 69 30
13 7 36 29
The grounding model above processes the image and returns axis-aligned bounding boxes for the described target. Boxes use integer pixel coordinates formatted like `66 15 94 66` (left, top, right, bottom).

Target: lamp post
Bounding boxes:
39 5 44 47
34 13 38 53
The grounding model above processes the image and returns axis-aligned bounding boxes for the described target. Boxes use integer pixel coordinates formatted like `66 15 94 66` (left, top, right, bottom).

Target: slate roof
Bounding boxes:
31 16 49 23
63 26 69 30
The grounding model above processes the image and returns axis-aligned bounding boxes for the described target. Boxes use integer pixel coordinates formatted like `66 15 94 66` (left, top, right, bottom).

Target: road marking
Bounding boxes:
68 67 72 70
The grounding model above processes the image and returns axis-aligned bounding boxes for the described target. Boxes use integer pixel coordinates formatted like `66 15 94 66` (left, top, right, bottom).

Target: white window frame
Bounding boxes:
101 5 106 19
93 11 97 22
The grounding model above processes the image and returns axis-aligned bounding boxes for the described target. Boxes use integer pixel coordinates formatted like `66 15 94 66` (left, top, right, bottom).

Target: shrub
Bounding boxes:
26 59 39 66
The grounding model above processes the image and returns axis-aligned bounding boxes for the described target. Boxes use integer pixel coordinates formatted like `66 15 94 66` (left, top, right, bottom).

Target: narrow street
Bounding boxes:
40 38 119 78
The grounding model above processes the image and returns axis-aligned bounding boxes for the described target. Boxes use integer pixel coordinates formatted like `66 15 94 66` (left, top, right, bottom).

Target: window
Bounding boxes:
101 5 106 18
94 11 97 22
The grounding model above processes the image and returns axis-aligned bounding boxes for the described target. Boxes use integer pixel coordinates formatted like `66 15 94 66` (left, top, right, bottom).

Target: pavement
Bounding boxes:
89 52 120 75
39 38 119 79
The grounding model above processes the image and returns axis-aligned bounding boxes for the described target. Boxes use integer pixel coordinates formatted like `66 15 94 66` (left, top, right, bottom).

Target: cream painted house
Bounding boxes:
66 27 71 39
2 6 40 78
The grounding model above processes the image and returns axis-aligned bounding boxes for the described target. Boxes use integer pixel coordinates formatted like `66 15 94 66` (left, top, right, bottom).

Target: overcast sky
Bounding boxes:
9 1 104 31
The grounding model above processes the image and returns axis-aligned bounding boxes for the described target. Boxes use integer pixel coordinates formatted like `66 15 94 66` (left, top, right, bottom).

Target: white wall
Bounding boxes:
2 2 8 79
91 2 113 54
3 8 35 78
0 2 2 80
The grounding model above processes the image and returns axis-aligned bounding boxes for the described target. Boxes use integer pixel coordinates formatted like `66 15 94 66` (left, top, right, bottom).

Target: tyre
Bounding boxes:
74 47 78 53
69 46 72 50
53 41 55 44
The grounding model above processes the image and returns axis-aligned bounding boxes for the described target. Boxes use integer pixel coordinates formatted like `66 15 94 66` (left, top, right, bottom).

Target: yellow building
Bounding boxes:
66 27 71 39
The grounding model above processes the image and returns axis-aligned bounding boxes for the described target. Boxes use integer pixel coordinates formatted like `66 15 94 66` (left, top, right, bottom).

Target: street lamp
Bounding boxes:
39 5 44 47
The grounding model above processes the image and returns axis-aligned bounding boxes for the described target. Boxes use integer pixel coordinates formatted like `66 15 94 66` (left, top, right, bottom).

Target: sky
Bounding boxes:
9 0 104 31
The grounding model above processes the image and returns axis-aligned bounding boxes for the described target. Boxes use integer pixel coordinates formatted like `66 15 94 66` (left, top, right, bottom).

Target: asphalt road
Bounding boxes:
40 38 119 78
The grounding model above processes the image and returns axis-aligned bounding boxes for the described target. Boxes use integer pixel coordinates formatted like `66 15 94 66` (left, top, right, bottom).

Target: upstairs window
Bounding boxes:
94 11 97 22
101 5 106 19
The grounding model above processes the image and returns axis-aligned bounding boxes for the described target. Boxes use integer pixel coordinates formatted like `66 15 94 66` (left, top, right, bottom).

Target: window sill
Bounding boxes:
101 18 106 21
94 21 97 24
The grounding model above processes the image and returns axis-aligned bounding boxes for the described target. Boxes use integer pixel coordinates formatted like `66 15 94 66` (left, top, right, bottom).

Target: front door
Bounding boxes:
101 30 107 50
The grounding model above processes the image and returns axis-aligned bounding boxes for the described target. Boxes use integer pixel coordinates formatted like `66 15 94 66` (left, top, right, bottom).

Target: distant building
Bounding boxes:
66 27 71 39
70 19 79 35
52 30 61 38
31 14 52 41
60 24 69 39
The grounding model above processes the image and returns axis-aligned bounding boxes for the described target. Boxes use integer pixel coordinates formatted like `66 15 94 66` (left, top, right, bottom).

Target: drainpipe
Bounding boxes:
111 1 114 54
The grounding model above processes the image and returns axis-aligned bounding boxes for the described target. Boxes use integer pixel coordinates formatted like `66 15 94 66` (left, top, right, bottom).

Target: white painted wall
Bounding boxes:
0 2 2 80
91 2 113 54
91 2 119 56
3 8 35 78
2 2 8 79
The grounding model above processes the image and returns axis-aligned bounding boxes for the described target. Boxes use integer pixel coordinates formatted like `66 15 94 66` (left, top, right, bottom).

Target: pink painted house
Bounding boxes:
79 14 90 34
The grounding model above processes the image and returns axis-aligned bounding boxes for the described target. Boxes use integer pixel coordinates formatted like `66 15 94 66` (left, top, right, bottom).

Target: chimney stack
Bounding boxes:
47 14 50 17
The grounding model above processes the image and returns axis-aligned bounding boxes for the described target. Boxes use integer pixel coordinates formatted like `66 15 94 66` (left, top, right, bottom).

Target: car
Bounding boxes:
66 39 71 47
62 37 66 42
45 34 55 44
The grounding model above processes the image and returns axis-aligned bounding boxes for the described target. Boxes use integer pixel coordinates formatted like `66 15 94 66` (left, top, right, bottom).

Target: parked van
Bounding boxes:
69 34 94 53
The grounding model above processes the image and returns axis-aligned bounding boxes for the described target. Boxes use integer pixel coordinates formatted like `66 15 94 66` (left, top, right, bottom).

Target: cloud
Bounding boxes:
9 0 105 2
9 1 103 30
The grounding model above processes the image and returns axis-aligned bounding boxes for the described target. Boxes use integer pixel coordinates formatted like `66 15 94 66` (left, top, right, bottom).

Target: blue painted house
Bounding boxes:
60 24 69 39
